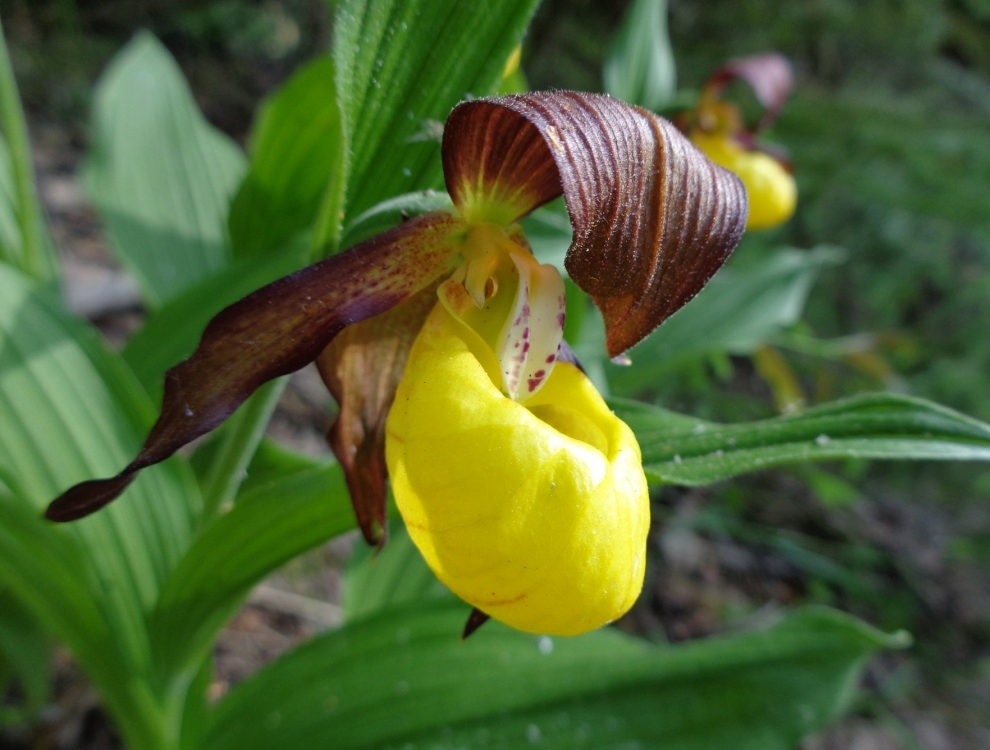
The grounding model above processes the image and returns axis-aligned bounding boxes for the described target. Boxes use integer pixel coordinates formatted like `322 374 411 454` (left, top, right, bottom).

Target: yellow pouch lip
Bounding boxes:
386 302 649 636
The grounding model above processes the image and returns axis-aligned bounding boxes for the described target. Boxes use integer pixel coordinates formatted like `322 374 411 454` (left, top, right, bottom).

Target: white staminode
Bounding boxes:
496 250 566 400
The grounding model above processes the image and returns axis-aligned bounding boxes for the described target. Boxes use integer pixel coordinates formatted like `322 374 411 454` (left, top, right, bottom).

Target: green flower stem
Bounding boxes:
0 18 49 279
199 377 287 518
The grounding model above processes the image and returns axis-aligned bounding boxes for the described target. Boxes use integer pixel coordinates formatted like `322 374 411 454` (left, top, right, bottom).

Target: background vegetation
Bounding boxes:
2 0 989 748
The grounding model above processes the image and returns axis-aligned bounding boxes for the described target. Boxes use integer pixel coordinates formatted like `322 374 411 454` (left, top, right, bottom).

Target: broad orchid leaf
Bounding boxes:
0 589 50 715
334 0 541 219
0 502 143 729
610 246 844 393
85 32 246 307
604 0 677 111
317 283 439 546
202 601 903 750
151 459 352 675
46 212 460 521
0 265 201 660
442 93 748 356
228 55 348 259
611 393 990 486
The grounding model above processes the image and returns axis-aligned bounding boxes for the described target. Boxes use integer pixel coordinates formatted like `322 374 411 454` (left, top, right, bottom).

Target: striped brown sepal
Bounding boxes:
46 212 461 522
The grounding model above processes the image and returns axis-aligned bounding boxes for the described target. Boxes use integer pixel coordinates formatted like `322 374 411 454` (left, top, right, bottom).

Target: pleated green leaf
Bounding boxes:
228 55 348 259
0 263 202 676
0 588 50 716
202 602 904 750
85 32 246 307
0 500 125 680
334 0 541 219
151 459 354 675
611 392 990 486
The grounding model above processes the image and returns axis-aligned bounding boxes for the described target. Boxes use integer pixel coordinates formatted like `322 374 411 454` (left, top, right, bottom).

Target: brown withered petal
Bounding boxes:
443 93 747 357
708 53 794 131
46 212 461 522
316 283 440 547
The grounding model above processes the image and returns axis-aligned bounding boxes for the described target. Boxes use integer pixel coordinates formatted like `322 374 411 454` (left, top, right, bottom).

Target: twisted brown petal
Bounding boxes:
708 53 794 130
46 212 461 522
316 284 440 547
442 92 747 357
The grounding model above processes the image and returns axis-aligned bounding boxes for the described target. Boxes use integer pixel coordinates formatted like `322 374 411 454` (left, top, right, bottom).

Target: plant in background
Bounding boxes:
680 52 798 231
3 2 990 749
48 91 747 637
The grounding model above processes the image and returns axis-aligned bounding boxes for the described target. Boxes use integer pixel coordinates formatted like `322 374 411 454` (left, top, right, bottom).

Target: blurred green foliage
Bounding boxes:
1 0 990 747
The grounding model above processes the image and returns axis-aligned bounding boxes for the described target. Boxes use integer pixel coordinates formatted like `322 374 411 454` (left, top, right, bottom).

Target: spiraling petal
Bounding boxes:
442 92 747 357
46 212 461 521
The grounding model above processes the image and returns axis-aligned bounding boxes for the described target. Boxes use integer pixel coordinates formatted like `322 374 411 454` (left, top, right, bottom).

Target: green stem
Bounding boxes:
0 17 47 279
103 679 177 750
199 377 287 518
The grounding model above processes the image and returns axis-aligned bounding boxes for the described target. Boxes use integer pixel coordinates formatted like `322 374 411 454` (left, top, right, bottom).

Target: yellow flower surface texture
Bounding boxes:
691 131 797 231
386 299 649 636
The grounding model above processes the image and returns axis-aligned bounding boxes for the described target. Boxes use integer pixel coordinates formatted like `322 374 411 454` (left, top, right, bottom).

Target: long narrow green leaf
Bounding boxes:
0 264 202 675
611 392 990 486
85 32 245 307
228 55 348 259
603 0 677 111
0 19 57 280
203 601 904 750
333 0 541 219
151 460 354 676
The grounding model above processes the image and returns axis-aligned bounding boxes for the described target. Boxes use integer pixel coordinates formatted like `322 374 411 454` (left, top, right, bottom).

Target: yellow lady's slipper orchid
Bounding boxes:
386 225 649 635
46 92 746 637
691 131 796 231
683 52 797 231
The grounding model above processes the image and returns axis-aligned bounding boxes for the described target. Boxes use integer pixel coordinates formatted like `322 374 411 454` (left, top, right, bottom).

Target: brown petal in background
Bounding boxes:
443 93 747 357
46 212 461 522
707 53 794 131
316 283 439 547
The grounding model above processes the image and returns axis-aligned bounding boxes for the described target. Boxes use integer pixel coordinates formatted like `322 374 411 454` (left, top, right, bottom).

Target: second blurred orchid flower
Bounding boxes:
682 53 797 231
46 92 746 635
